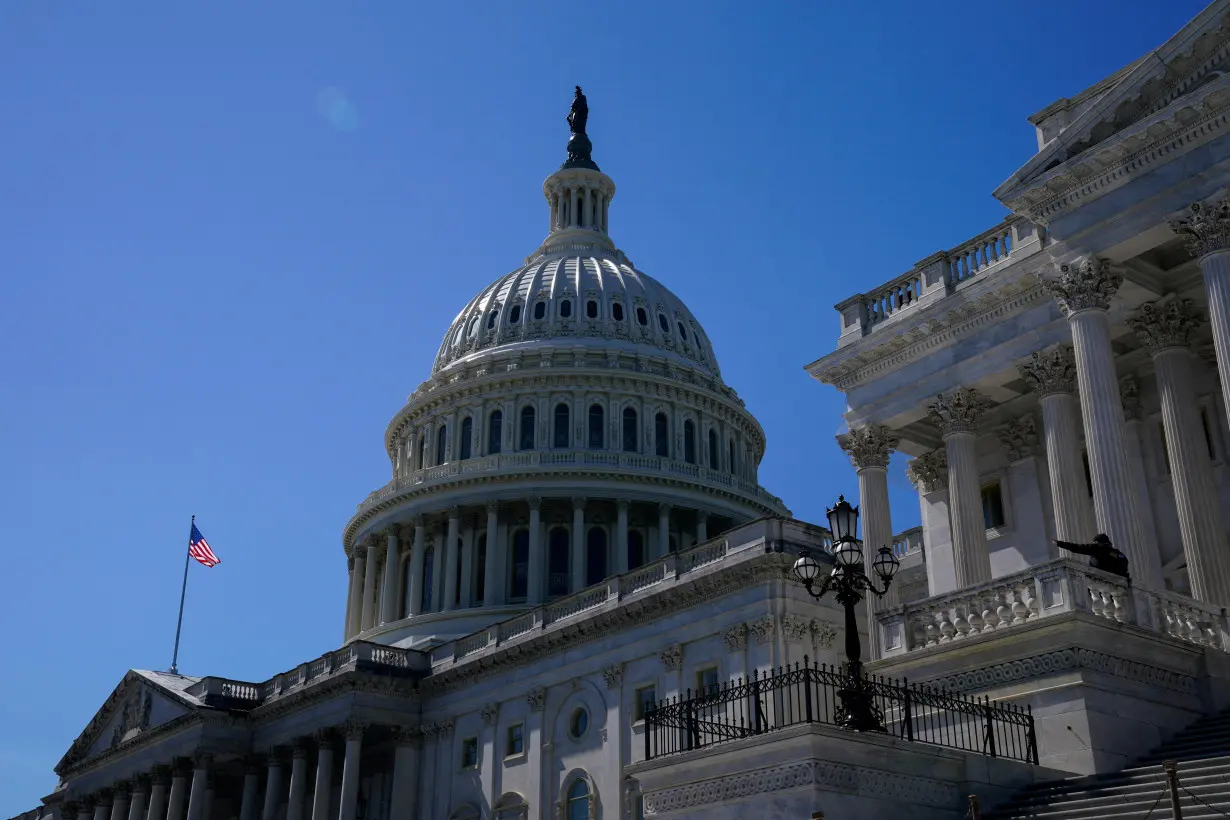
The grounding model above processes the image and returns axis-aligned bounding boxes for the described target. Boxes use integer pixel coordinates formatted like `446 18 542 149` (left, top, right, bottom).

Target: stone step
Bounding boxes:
996 783 1230 814
987 790 1230 820
1013 756 1230 796
1003 769 1230 807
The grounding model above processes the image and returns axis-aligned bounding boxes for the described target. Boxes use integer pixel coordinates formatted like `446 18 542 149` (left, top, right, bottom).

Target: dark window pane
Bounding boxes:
554 403 570 448
548 527 570 596
628 530 645 570
534 301 546 320
684 420 696 464
437 425 448 466
612 303 624 321
655 413 669 457
510 304 521 324
658 313 669 332
588 404 604 449
460 417 473 460
981 484 1006 529
586 300 598 319
510 529 529 599
636 307 648 326
622 408 638 452
586 527 607 586
560 300 572 318
489 410 503 454
708 429 719 468
520 406 536 450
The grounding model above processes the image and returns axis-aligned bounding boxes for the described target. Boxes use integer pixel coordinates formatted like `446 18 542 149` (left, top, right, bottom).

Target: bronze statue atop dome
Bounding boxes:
568 86 588 135
562 85 599 171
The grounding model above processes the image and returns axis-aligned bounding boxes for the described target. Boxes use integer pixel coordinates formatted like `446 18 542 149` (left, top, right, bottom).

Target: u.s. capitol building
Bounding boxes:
16 3 1230 818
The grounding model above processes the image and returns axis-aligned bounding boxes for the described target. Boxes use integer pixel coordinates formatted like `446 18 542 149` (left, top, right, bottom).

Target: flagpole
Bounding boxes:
169 515 193 675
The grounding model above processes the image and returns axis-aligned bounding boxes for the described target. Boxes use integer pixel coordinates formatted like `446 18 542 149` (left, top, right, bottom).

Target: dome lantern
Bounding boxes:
539 87 617 254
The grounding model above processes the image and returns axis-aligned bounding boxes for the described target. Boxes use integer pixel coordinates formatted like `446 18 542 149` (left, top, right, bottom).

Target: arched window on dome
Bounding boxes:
534 301 546 321
548 527 570 597
509 528 529 601
475 533 487 604
655 413 670 458
566 778 592 820
459 417 473 461
487 310 499 330
729 439 737 475
586 527 607 587
588 404 604 449
417 433 426 470
488 410 503 455
708 429 719 469
554 403 570 448
658 313 670 333
622 407 638 453
519 406 536 450
509 304 522 324
684 420 696 464
612 302 624 322
678 321 688 342
628 530 646 571
421 546 435 612
636 306 648 326
437 424 448 466
586 300 598 319
560 300 573 318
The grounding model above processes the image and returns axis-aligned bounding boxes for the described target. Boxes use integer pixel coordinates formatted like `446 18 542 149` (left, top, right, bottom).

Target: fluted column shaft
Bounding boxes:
658 504 671 557
126 786 147 820
1039 393 1096 542
527 502 544 604
857 466 895 604
146 777 169 820
1198 249 1230 430
310 740 333 820
238 770 259 820
388 733 420 820
381 530 400 624
408 522 426 615
459 521 475 607
93 801 110 820
165 771 188 820
1068 309 1158 586
360 544 381 630
259 758 283 820
346 551 366 639
571 499 586 591
110 791 130 820
696 513 707 544
484 506 501 605
615 502 629 574
443 513 460 610
285 748 308 820
336 729 363 820
184 757 209 820
77 805 92 820
342 559 354 642
1155 348 1230 604
944 430 991 588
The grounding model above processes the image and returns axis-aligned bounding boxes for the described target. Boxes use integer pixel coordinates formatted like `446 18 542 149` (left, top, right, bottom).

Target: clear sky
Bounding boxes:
0 0 1208 812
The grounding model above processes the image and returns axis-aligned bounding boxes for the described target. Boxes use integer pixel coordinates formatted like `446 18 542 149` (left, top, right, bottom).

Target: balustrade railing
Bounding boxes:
644 657 1037 764
892 527 923 557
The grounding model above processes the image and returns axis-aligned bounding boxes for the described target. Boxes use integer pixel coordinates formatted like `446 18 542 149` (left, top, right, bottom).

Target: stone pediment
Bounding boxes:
996 1 1230 220
57 671 199 774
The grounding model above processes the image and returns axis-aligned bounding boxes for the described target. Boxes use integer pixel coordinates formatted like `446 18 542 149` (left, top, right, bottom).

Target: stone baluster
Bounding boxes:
1171 200 1230 431
337 723 366 820
285 742 308 820
381 527 400 624
1047 258 1159 589
126 779 148 820
484 504 501 605
1129 299 1230 605
840 425 899 660
360 537 383 631
928 389 992 588
183 754 210 820
259 751 283 820
346 548 366 640
571 497 587 592
389 729 421 820
146 767 169 820
443 508 461 611
527 498 544 604
1018 346 1097 544
310 732 334 820
907 450 953 596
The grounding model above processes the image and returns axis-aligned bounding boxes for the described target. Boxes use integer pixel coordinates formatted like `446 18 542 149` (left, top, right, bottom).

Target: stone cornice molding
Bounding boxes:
923 645 1197 695
839 425 899 470
996 415 1040 463
58 714 202 780
1172 199 1230 259
249 671 419 726
1047 258 1122 315
906 449 948 493
928 388 989 437
1128 298 1204 354
1018 345 1077 397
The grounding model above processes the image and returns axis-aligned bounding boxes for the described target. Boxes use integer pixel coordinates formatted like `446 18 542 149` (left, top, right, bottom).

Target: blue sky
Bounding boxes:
0 0 1207 811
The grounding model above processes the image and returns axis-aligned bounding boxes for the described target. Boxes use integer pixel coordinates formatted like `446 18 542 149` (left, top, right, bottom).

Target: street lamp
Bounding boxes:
792 494 900 731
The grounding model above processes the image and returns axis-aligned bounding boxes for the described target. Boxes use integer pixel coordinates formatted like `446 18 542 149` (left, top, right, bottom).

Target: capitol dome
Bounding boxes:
340 92 787 649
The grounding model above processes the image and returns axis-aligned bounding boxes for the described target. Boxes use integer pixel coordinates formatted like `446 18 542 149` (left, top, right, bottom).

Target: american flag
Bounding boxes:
189 523 221 568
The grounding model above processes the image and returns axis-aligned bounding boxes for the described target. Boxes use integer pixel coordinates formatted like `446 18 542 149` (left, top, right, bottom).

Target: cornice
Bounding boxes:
59 714 202 780
249 671 419 726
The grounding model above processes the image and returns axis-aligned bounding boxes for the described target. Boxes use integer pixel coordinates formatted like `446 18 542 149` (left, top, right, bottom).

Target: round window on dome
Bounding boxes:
509 304 522 324
560 300 573 318
677 321 687 341
657 313 670 333
586 300 598 319
612 302 624 322
569 707 589 740
636 307 648 326
534 301 546 321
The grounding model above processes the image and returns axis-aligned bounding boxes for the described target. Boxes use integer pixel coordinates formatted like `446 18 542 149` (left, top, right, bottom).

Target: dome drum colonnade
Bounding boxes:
340 93 786 642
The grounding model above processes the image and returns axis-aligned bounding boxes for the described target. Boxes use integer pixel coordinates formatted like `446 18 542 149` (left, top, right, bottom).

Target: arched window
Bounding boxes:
683 420 696 464
475 533 487 604
628 530 646 571
436 424 448 466
588 404 604 449
554 403 570 449
560 300 573 318
534 301 546 320
489 409 503 455
612 302 624 322
421 546 435 612
655 413 669 457
416 433 425 470
678 321 688 341
728 440 736 475
586 300 598 319
566 779 591 820
708 429 719 469
493 794 528 820
622 407 638 452
510 529 529 600
658 313 670 332
636 306 648 326
459 417 473 460
548 527 570 596
520 406 536 450
586 527 607 586
510 304 522 324
487 310 499 329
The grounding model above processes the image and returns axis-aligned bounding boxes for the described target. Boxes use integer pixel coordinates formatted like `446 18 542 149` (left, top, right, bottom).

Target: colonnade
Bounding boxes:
61 726 418 820
343 498 724 641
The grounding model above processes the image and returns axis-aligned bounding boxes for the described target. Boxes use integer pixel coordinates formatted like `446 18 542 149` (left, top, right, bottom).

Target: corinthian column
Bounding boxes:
907 450 953 596
571 497 587 592
408 517 426 615
1129 299 1230 605
928 389 992 588
1172 200 1230 431
443 509 461 611
346 548 366 639
1119 375 1162 558
994 414 1053 565
840 425 899 661
1018 345 1097 544
380 527 400 624
527 498 544 604
1048 259 1158 588
360 539 382 631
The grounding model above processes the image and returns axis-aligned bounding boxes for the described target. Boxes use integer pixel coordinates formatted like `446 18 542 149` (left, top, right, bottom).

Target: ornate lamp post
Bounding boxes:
791 495 900 731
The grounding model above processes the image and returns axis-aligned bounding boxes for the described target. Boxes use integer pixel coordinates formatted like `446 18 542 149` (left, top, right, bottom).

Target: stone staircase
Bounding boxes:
985 709 1230 819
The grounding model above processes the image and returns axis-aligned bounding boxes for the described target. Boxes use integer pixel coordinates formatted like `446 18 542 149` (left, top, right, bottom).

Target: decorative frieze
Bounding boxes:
601 664 623 690
748 615 775 645
839 425 899 470
906 449 948 492
722 623 748 652
810 619 838 650
1171 199 1230 259
1019 345 1077 396
1047 258 1122 314
781 614 810 643
659 644 683 672
996 415 1040 462
926 646 1197 695
928 388 989 436
1128 299 1203 354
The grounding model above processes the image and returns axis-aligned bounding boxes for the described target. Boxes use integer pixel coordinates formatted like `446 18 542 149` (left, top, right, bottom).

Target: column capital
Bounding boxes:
616 499 630 512
485 502 499 516
527 495 542 512
928 388 989 436
392 726 422 748
95 791 113 808
1048 257 1123 314
526 687 546 712
1120 374 1143 421
313 728 336 748
343 720 368 741
838 425 898 470
1171 199 1230 259
351 545 368 561
658 502 672 516
130 775 150 794
190 752 212 770
149 766 170 786
62 803 80 819
111 784 130 800
1128 298 1204 355
384 527 399 543
291 738 310 759
411 514 426 528
243 756 263 777
571 496 587 511
906 449 948 492
996 415 1040 462
462 512 478 528
1019 345 1077 396
446 505 461 520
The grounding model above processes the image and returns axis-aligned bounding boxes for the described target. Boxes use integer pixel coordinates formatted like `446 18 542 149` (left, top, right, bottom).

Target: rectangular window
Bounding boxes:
461 737 478 769
980 483 1005 530
696 667 720 696
505 723 524 757
634 685 657 722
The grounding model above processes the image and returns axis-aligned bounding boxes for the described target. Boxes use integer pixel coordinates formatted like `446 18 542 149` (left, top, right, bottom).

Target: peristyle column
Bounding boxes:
310 733 334 820
1018 345 1097 543
615 501 629 575
380 527 400 624
459 516 475 607
928 389 992 587
1129 299 1230 605
109 785 130 820
571 497 587 591
359 538 382 630
841 425 898 660
285 742 308 820
342 555 355 642
126 779 148 820
695 512 708 544
92 794 111 820
165 763 189 820
259 752 284 820
408 517 426 615
345 548 366 639
443 508 460 610
1048 258 1159 588
238 761 259 820
183 754 210 820
336 723 365 820
527 498 544 604
658 503 671 557
1172 200 1230 432
1119 375 1163 561
146 768 169 820
484 504 501 605
906 450 954 596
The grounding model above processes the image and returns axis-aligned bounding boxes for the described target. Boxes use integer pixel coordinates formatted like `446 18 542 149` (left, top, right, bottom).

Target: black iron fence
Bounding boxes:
644 657 1038 764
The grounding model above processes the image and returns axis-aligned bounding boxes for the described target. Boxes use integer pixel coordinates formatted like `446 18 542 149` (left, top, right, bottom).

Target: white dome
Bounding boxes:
432 253 721 379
